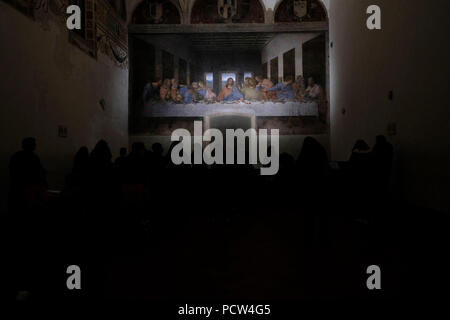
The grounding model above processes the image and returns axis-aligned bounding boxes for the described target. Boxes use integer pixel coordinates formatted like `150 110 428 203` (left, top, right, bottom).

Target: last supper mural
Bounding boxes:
129 0 329 136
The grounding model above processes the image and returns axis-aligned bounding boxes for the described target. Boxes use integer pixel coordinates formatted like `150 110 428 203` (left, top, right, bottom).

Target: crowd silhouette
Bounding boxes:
8 134 395 255
7 134 397 300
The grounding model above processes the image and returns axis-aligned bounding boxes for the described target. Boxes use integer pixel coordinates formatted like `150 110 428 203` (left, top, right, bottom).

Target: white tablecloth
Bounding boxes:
143 101 319 117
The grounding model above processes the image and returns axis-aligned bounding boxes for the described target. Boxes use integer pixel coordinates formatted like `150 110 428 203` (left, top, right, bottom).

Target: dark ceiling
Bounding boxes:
136 33 276 54
187 33 275 52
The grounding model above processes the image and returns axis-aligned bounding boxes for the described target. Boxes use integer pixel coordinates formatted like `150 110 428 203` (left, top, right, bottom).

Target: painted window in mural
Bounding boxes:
205 72 214 89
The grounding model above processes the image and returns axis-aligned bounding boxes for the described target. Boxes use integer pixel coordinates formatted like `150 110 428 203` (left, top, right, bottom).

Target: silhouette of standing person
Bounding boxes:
9 137 47 213
8 138 47 299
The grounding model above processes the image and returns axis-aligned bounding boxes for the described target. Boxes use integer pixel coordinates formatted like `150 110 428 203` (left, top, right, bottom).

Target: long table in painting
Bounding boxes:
143 101 319 118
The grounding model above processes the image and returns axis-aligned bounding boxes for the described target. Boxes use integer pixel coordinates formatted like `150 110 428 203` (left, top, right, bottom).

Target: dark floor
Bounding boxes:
101 206 449 301
6 188 450 305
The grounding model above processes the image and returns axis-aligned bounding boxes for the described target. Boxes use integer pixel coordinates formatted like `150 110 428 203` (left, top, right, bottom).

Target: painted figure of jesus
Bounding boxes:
217 78 243 102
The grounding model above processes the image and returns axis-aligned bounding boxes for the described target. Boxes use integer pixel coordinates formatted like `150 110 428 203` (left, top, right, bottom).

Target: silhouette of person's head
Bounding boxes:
352 140 370 152
301 136 316 154
22 137 36 152
373 135 392 155
297 137 329 176
91 139 112 164
75 146 89 163
73 146 89 173
299 137 327 160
